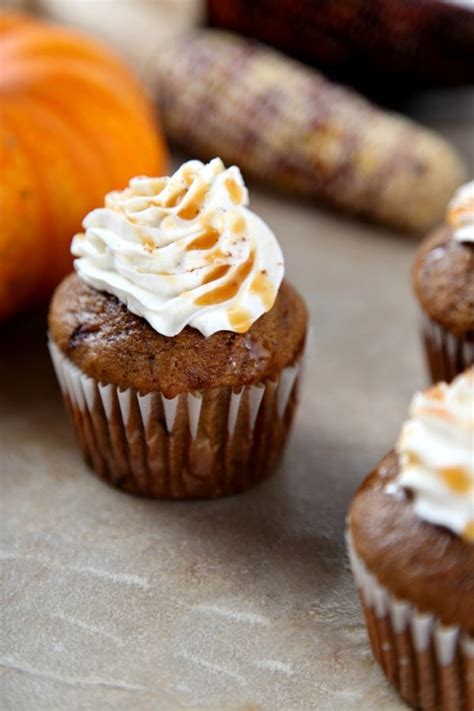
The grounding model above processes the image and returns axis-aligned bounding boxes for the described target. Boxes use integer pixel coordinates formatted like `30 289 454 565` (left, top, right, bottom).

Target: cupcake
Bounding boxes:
48 158 308 498
413 181 474 384
347 369 474 710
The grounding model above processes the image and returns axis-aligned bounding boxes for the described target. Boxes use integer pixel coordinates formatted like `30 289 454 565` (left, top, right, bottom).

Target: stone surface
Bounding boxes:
1 113 472 710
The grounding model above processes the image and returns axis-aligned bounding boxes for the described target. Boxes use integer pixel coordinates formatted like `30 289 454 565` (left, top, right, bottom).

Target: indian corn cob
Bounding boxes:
154 31 465 232
206 0 474 97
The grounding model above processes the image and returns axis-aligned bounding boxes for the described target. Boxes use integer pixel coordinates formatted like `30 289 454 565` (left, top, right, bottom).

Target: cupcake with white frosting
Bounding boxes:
413 180 474 383
347 368 474 710
48 158 308 498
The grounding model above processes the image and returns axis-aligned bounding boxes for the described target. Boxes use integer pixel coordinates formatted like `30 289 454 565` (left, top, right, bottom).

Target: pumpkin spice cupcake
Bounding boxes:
413 181 474 383
48 158 308 498
347 369 474 710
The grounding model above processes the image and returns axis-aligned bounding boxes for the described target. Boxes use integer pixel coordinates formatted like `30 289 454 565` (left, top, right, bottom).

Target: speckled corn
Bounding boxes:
154 31 466 233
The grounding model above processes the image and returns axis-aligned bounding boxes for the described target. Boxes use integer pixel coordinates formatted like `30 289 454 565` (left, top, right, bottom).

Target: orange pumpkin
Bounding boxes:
0 12 168 321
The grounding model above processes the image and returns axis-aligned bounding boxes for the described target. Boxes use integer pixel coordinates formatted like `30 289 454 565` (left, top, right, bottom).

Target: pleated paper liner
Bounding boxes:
421 313 474 384
49 339 303 499
347 533 474 711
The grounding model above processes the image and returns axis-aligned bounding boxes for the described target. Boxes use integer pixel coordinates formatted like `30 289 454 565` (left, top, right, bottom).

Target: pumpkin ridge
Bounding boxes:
1 58 162 167
21 88 119 187
0 108 51 312
3 96 106 293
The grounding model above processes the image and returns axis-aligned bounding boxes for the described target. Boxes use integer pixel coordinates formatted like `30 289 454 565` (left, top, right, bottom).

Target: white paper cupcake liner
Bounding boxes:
347 532 474 710
48 339 303 498
420 312 474 384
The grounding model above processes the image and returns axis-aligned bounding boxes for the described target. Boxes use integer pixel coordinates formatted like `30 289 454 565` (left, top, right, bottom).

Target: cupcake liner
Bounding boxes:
48 339 303 499
347 532 474 710
420 312 474 384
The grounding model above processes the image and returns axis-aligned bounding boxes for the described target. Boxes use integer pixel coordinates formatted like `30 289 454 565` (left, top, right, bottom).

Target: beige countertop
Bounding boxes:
1 111 472 710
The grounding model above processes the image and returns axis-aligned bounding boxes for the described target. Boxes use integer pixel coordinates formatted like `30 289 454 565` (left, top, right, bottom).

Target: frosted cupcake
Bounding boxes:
347 369 474 710
413 181 474 383
48 158 308 498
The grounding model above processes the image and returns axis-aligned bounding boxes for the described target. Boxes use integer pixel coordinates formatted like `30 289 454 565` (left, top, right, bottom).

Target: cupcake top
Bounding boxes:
447 180 474 243
412 180 474 337
396 368 474 542
71 158 284 337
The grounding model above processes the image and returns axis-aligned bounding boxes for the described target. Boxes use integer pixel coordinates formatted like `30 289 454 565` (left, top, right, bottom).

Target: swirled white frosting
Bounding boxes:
396 368 474 542
447 180 474 243
71 158 284 337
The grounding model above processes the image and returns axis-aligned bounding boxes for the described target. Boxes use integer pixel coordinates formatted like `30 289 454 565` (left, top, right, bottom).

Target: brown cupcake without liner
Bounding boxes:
347 451 474 710
413 226 474 383
48 274 307 498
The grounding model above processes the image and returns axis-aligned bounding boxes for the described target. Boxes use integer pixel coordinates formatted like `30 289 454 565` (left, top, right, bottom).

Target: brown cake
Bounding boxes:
347 371 474 710
413 181 474 383
48 158 308 498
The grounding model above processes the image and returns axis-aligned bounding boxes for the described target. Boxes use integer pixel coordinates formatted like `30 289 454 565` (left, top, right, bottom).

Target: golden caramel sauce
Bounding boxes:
195 252 255 306
160 186 188 208
178 182 208 220
206 247 228 263
225 177 243 204
151 170 195 208
229 308 253 333
250 270 276 310
186 227 220 251
231 215 246 234
463 521 474 542
438 466 471 493
202 264 230 285
405 451 421 468
143 237 156 253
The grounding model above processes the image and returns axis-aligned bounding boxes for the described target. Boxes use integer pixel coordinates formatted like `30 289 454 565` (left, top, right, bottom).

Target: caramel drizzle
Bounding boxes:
229 308 253 334
195 252 255 306
207 247 227 262
143 237 156 253
160 186 188 208
438 466 471 494
404 451 420 468
404 454 471 495
178 182 209 220
153 169 196 209
225 177 243 204
231 215 246 234
250 270 276 310
186 227 220 251
202 264 230 285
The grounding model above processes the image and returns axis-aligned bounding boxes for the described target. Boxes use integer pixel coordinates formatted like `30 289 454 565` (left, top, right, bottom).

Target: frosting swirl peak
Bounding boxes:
447 180 474 243
72 158 284 337
396 368 474 542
